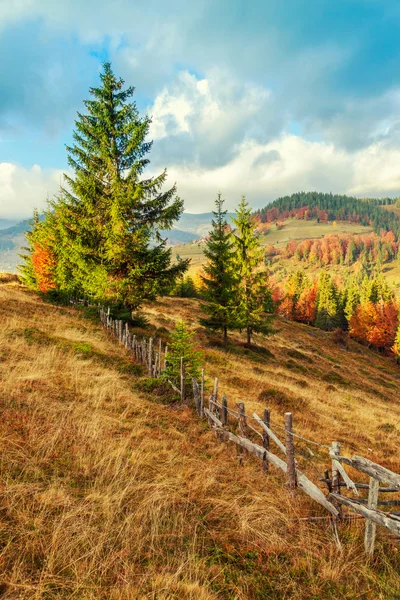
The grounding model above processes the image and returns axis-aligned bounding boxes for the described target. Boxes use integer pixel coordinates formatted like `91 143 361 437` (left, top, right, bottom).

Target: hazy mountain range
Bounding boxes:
0 212 232 272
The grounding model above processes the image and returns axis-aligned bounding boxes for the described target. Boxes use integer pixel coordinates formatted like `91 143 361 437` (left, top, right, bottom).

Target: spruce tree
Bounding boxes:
164 321 203 395
315 272 343 331
200 194 237 346
232 196 271 345
22 63 189 309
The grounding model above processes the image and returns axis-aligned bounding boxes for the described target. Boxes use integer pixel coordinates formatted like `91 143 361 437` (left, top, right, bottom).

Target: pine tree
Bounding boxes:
164 321 203 394
232 196 271 345
21 63 189 309
315 272 343 331
200 194 237 346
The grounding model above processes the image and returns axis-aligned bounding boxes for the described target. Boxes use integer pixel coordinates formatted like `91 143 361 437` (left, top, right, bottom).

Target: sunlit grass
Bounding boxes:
0 282 399 598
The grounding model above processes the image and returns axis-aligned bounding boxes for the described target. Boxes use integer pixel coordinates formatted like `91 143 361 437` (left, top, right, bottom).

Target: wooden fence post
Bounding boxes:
201 369 205 415
153 353 159 377
158 339 162 376
221 396 228 427
148 338 153 376
285 412 297 490
237 402 247 436
331 441 342 519
164 345 168 371
213 377 218 402
365 477 379 557
192 378 201 415
262 408 270 472
180 357 185 403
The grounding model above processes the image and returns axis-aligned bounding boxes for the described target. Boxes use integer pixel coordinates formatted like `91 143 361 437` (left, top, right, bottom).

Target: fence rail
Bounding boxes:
98 306 400 557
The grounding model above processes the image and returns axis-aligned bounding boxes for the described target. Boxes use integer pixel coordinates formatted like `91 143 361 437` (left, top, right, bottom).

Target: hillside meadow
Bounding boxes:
0 276 400 598
172 218 373 274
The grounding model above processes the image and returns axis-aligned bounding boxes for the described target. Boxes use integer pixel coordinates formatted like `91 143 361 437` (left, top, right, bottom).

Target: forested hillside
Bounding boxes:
254 192 400 238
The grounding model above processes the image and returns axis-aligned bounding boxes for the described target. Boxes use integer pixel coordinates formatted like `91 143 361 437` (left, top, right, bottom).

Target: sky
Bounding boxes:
2 0 400 221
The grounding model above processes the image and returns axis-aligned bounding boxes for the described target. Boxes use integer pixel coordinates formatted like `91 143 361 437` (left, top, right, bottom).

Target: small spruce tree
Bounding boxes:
200 193 238 346
164 321 202 393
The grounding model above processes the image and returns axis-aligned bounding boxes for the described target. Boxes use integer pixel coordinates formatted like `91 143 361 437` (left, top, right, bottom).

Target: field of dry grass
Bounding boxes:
1 277 400 599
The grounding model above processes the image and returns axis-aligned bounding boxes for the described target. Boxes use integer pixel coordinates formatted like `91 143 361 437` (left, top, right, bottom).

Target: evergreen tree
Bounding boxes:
343 278 360 323
315 272 343 331
164 321 203 394
232 196 271 345
200 194 237 346
21 63 189 309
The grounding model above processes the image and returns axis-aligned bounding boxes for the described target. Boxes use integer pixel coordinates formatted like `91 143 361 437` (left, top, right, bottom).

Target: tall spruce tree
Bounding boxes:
232 196 271 345
200 194 237 346
21 63 188 309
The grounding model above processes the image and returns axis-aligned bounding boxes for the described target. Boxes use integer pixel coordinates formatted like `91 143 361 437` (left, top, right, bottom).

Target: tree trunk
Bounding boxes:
223 326 228 348
247 326 251 345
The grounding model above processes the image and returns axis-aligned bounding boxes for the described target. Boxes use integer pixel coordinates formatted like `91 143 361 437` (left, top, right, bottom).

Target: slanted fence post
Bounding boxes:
365 477 379 557
285 412 297 490
262 408 270 472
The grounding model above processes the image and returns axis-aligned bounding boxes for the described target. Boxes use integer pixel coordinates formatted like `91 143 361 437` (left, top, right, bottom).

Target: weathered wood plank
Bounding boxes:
330 457 359 496
167 379 181 395
253 412 286 455
336 455 400 490
204 410 338 516
330 493 400 536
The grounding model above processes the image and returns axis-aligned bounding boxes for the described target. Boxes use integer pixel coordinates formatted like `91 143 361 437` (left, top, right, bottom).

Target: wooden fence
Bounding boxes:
99 307 400 557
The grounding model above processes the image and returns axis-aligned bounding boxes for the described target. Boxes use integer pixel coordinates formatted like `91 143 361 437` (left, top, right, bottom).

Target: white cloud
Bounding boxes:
161 135 400 212
148 70 274 167
0 162 64 220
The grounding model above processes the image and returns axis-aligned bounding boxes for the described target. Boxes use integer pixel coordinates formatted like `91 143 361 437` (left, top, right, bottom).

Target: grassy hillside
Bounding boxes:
1 277 400 598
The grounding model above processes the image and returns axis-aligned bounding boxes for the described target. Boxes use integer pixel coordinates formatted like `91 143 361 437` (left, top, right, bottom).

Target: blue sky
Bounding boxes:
2 0 400 220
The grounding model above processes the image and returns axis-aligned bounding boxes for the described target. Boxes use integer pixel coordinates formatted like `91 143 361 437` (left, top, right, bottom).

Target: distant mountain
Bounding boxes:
0 219 19 230
173 212 235 238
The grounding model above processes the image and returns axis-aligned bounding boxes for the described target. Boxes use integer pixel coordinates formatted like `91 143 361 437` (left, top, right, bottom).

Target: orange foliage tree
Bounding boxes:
350 300 398 350
31 243 57 292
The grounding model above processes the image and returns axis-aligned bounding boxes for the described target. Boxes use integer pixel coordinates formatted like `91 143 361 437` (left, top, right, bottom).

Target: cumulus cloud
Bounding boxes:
0 163 64 220
159 135 400 212
148 70 275 167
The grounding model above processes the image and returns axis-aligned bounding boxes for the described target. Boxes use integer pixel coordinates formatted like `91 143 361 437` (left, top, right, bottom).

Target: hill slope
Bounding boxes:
0 279 399 598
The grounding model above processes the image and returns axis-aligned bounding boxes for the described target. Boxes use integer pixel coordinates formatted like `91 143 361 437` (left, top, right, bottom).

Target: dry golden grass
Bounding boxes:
0 282 399 599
